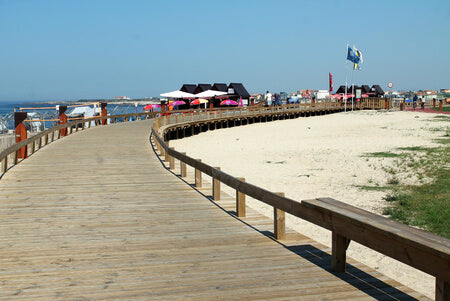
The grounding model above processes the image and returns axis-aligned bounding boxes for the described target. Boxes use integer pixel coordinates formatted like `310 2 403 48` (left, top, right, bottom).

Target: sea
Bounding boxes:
0 100 152 131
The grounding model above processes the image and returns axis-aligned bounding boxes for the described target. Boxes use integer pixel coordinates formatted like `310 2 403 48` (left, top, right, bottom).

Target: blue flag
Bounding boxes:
347 46 361 64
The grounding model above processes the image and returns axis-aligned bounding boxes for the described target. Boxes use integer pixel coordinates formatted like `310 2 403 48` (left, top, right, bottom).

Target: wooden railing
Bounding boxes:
152 104 450 301
5 100 445 298
2 103 337 175
0 111 159 174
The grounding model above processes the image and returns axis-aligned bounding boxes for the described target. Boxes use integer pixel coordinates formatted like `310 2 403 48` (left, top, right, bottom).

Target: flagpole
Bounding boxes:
351 65 355 111
345 44 348 112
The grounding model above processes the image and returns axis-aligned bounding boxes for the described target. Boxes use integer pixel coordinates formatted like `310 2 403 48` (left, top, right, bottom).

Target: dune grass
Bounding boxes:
380 136 450 238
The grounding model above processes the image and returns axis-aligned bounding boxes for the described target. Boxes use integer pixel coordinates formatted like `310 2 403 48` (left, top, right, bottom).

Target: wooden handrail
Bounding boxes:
152 102 450 301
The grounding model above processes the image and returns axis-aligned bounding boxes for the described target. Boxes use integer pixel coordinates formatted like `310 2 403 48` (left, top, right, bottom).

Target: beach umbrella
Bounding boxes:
220 99 238 106
160 90 195 98
143 104 160 110
194 90 227 98
168 100 186 106
190 98 209 105
238 97 244 107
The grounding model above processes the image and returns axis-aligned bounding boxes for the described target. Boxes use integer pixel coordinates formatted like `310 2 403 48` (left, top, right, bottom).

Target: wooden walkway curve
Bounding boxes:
0 120 430 300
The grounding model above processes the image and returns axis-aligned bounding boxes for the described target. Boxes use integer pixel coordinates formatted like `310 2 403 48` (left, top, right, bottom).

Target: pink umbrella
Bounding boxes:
220 99 238 106
238 97 244 107
143 104 160 110
169 100 186 106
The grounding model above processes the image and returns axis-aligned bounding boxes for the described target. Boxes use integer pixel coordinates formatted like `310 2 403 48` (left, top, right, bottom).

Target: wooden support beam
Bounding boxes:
236 178 246 217
274 192 286 240
164 141 169 162
436 278 449 301
180 152 187 177
169 147 175 170
213 167 221 200
332 232 350 273
1 156 7 173
195 159 202 188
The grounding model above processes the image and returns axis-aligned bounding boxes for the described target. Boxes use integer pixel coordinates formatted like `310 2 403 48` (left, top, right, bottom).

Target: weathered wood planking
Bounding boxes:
0 120 430 300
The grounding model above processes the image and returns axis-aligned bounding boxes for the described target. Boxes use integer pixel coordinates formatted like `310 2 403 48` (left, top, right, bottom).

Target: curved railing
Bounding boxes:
4 100 447 299
0 111 162 174
151 103 450 301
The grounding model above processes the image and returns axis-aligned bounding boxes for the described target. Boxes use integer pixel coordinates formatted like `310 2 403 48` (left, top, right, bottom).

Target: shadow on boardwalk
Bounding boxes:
152 139 424 301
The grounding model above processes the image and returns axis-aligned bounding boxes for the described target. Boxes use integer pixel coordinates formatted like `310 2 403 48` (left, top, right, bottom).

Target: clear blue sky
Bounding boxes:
1 0 449 101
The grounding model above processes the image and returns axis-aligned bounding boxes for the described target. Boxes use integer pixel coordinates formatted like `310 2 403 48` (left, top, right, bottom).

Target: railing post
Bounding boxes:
436 278 449 301
169 147 175 170
13 150 18 165
164 141 169 162
213 167 221 200
274 192 286 240
236 177 246 217
195 159 202 187
1 156 7 173
180 152 187 177
332 232 350 273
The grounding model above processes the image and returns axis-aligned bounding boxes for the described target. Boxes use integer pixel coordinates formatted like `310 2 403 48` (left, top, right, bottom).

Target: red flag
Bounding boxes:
329 73 333 92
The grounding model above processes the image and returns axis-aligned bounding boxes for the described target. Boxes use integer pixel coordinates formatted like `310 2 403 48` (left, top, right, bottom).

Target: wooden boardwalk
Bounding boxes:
0 120 431 300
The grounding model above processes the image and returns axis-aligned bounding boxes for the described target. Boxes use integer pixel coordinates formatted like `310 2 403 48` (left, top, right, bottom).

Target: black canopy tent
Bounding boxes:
194 84 212 94
177 82 251 107
211 83 228 92
227 83 250 99
371 85 385 97
180 84 196 94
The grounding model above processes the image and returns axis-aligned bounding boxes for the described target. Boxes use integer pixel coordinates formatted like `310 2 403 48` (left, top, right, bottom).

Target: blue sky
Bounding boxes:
1 0 449 101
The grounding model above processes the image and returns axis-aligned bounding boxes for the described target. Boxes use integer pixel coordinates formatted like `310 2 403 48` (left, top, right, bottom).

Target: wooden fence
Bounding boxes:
151 103 450 301
2 100 447 299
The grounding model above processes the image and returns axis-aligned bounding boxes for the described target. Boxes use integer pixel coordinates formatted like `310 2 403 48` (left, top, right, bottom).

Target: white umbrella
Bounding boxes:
160 90 195 98
194 90 227 98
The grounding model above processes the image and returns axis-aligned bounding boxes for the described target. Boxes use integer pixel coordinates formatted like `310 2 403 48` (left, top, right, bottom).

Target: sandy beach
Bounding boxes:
171 110 449 298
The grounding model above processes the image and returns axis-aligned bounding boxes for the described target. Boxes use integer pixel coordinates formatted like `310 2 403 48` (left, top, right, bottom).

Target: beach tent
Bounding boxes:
211 83 228 92
371 85 385 97
227 83 250 99
361 85 372 94
335 85 348 94
160 90 195 98
180 84 197 94
194 84 212 94
194 90 227 98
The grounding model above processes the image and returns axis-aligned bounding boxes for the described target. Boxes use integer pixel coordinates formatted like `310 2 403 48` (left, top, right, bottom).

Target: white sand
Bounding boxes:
171 110 449 298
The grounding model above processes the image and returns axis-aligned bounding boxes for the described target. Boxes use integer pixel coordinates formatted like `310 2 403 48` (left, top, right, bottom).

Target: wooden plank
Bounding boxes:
0 119 431 300
303 198 450 282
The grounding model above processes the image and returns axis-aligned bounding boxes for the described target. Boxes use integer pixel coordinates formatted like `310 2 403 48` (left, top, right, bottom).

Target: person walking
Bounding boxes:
420 96 425 110
413 94 418 110
265 91 273 107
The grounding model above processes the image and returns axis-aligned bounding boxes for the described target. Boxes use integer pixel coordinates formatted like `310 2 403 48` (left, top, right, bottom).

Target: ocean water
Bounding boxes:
0 101 151 130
